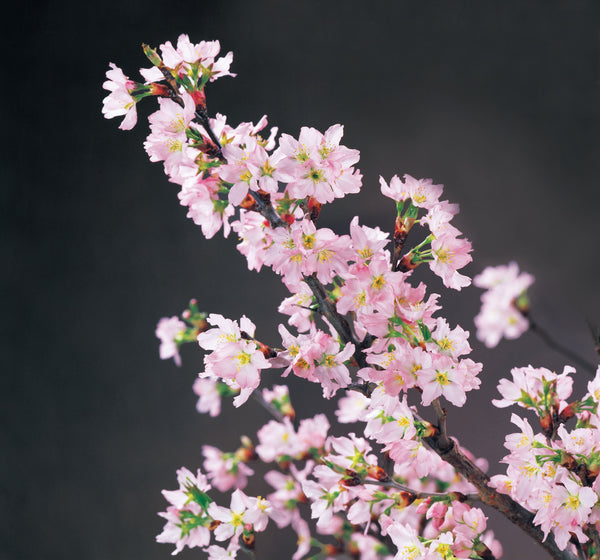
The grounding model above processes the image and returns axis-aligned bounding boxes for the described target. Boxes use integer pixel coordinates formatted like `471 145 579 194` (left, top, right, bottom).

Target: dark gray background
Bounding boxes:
3 1 600 559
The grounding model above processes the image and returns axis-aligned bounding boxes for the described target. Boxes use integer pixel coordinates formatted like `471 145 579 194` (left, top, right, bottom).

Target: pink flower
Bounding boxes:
256 418 300 462
156 467 212 555
348 216 389 263
275 124 362 203
336 391 370 423
473 262 534 348
155 316 186 366
429 230 472 291
178 174 234 239
418 354 468 407
208 489 255 543
379 174 443 209
193 377 222 417
202 445 254 492
197 314 271 406
102 63 138 130
278 281 316 333
140 35 235 83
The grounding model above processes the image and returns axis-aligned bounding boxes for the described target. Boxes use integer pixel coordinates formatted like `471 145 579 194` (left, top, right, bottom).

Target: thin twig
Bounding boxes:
251 391 285 423
529 318 597 375
583 524 600 556
303 273 369 368
194 107 224 160
361 478 479 503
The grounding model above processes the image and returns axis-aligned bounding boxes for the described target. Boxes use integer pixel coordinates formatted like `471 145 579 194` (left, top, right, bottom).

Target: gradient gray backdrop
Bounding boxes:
4 2 600 559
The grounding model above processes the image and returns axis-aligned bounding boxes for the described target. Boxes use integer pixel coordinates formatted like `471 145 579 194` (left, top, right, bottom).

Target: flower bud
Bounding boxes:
366 465 390 482
342 469 362 487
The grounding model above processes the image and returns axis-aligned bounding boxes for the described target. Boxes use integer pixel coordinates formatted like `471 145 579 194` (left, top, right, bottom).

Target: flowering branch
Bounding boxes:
104 35 600 560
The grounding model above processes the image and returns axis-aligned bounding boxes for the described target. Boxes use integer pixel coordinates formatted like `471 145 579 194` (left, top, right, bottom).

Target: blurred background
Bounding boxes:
3 1 600 559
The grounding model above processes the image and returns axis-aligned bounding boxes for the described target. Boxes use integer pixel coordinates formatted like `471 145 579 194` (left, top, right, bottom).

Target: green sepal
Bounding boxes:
142 43 163 67
418 320 433 342
213 198 229 215
216 382 239 398
185 486 213 511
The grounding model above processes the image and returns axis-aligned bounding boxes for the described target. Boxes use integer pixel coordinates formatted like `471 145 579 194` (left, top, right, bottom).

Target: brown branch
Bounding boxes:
361 478 479 504
583 524 600 556
194 106 225 161
422 430 577 560
528 317 597 376
303 273 368 368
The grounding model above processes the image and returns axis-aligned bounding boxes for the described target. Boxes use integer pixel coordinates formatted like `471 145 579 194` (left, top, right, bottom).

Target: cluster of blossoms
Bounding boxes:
473 262 534 348
156 466 273 558
104 35 599 560
490 364 600 550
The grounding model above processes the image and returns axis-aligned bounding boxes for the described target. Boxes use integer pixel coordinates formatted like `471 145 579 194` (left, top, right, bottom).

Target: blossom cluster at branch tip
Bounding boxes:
473 262 534 348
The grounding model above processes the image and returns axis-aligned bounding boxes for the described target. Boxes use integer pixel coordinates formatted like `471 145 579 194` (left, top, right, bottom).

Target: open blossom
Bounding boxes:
278 281 316 332
155 316 186 366
207 489 271 544
275 124 362 203
418 354 470 407
197 314 271 406
474 262 534 348
265 219 353 289
178 173 235 239
193 377 222 416
379 174 443 209
156 468 212 555
429 230 472 291
202 445 254 491
140 34 235 83
348 216 390 264
220 137 284 205
492 364 574 410
102 63 138 130
231 209 273 272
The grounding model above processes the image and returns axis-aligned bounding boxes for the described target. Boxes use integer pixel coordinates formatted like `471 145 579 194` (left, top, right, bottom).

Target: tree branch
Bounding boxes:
422 429 577 560
303 273 369 368
528 317 597 376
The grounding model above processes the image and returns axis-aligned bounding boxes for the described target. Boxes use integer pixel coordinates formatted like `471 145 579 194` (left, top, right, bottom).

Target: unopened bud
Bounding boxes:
241 531 255 549
324 544 342 556
539 412 554 436
148 83 171 97
420 421 439 438
396 491 416 508
366 465 390 482
142 43 162 67
560 452 577 471
308 197 322 221
258 341 277 359
342 469 362 487
189 88 206 109
280 401 296 420
473 540 495 560
235 437 256 462
398 254 419 272
240 193 258 210
559 403 576 422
